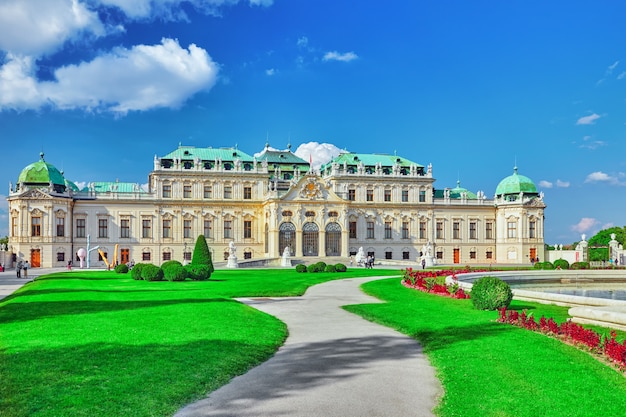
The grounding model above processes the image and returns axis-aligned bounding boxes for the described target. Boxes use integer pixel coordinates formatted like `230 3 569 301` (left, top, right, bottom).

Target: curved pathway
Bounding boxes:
176 276 442 417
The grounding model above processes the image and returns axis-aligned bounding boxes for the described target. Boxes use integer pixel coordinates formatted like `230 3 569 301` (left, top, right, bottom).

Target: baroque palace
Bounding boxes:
7 144 546 268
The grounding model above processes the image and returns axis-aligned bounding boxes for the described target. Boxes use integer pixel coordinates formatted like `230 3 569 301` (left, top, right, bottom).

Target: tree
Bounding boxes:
588 226 626 247
191 234 214 275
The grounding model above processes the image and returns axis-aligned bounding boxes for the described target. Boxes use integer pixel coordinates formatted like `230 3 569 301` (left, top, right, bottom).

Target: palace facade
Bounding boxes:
7 144 546 268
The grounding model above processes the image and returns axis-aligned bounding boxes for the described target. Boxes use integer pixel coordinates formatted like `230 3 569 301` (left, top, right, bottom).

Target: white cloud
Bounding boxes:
607 60 619 73
323 51 358 62
265 68 276 76
0 0 104 56
294 142 344 170
571 217 599 233
538 180 553 188
0 55 42 110
584 171 626 186
618 72 626 80
579 134 606 150
297 36 309 48
96 0 273 19
0 1 274 114
0 38 219 113
556 179 570 188
576 113 601 125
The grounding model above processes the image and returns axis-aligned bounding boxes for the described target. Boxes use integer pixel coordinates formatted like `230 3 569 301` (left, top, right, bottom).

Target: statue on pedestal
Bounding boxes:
226 241 239 268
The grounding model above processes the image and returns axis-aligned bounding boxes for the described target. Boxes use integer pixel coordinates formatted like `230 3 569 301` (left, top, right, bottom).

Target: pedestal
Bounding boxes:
226 255 239 268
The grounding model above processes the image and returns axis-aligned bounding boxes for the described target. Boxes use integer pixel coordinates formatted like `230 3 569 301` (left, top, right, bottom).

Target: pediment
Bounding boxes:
280 174 344 203
20 189 54 199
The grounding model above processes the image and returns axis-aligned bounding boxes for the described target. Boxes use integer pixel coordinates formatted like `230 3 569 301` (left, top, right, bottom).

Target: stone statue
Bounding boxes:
355 247 365 266
226 241 239 268
281 246 292 267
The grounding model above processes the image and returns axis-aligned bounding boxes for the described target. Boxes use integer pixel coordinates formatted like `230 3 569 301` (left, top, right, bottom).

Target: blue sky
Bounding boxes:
1 0 626 245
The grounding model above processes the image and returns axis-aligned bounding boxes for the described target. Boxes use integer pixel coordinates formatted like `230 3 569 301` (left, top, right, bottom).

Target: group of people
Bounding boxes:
363 255 375 269
15 260 29 278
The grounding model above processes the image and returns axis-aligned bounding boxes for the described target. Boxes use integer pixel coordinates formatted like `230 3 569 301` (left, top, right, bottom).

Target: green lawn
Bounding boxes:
345 278 626 417
4 268 626 417
0 268 399 417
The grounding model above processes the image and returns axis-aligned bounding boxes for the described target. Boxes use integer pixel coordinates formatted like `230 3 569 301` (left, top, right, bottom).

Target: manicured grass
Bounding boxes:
0 268 399 417
345 278 626 417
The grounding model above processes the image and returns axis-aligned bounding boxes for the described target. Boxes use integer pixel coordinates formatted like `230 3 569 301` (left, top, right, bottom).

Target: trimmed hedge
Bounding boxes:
164 263 187 281
185 264 210 281
324 264 336 273
161 260 183 270
534 261 555 270
295 264 307 273
471 276 513 310
131 263 146 280
553 259 570 270
141 264 164 281
114 264 129 274
307 264 321 273
335 263 347 272
571 261 590 270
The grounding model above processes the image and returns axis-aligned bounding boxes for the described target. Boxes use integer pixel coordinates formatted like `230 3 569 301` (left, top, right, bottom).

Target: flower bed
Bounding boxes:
402 267 472 299
498 308 626 371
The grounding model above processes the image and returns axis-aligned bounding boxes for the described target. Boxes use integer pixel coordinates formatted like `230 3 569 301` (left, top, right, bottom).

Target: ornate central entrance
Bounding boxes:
279 222 296 255
302 222 319 256
325 222 341 256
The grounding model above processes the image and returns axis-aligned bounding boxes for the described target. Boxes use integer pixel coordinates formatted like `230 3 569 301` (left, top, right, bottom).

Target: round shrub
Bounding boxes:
131 263 146 280
185 263 210 281
470 276 513 310
540 261 555 270
315 261 327 271
324 264 336 273
161 260 183 270
335 263 347 272
114 263 129 274
141 264 164 281
571 261 590 270
164 263 188 281
553 259 570 270
295 264 307 273
307 264 320 273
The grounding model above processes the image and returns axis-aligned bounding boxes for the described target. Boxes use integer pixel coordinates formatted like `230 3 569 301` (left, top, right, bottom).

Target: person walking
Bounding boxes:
16 260 22 278
23 261 29 278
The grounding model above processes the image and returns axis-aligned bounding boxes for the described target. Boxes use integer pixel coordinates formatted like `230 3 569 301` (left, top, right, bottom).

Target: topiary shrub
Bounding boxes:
161 260 183 270
315 261 327 271
295 264 307 273
114 263 129 274
185 264 210 281
191 235 214 275
164 263 187 281
141 264 164 281
571 261 590 270
325 264 336 273
471 276 513 310
131 263 146 280
335 263 347 272
540 261 555 270
307 264 320 273
553 259 570 270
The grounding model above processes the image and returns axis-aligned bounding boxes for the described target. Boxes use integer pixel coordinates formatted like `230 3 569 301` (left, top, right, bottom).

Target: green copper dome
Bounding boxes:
17 153 67 192
495 167 537 197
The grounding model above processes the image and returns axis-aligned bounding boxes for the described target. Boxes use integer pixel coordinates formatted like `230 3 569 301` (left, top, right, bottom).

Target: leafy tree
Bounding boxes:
0 236 8 246
588 226 626 247
191 234 214 275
